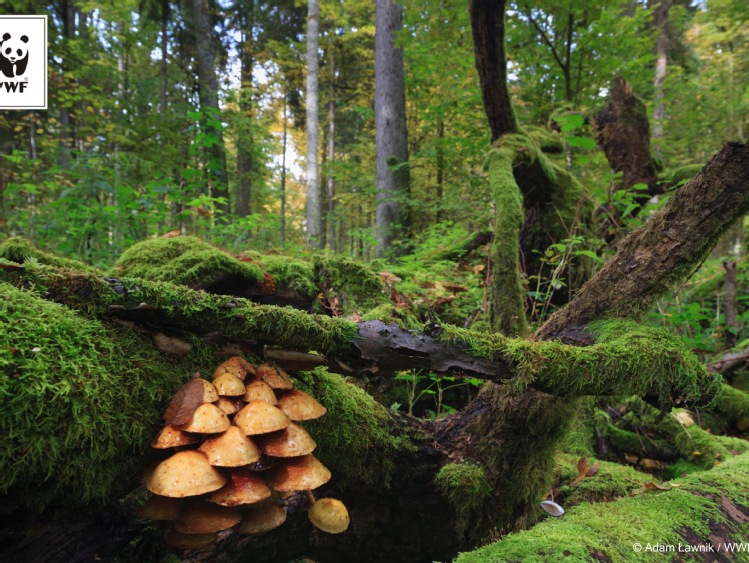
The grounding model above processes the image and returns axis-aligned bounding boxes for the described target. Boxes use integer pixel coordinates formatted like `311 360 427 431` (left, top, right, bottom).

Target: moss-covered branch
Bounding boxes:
0 263 718 406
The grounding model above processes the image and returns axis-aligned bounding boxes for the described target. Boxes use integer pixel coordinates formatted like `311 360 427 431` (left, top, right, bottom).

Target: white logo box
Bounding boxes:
0 15 47 110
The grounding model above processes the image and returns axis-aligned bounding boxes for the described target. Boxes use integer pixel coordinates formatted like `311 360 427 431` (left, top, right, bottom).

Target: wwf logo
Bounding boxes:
0 32 29 78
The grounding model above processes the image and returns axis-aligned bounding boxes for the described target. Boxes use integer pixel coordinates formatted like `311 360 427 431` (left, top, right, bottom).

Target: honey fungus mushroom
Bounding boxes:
277 389 327 421
234 401 290 435
308 498 350 534
145 450 226 498
265 454 331 491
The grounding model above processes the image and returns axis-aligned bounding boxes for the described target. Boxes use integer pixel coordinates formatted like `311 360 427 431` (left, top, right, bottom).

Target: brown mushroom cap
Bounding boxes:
198 426 260 467
265 454 331 491
277 389 327 421
164 529 219 549
179 403 231 434
215 396 245 415
308 498 350 534
213 356 253 381
258 423 316 458
236 503 287 534
234 401 290 435
174 500 242 534
207 468 272 507
212 372 246 397
256 363 295 390
145 450 227 498
138 495 184 521
151 424 200 449
242 380 279 405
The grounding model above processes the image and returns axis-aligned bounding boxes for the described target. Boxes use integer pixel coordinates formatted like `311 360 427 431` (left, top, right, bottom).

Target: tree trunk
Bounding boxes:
327 53 336 252
281 94 288 246
652 0 671 149
305 0 322 248
160 0 169 113
470 0 518 141
190 0 230 215
374 0 410 258
236 0 254 218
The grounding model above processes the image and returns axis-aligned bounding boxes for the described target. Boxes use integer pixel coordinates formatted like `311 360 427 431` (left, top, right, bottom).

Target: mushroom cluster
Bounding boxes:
139 356 350 549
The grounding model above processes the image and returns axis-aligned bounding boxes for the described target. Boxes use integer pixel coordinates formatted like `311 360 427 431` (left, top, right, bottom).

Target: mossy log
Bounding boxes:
2 141 749 562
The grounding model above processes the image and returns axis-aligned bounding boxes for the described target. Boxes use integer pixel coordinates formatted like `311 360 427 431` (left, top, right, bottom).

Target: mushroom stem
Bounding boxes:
306 490 316 505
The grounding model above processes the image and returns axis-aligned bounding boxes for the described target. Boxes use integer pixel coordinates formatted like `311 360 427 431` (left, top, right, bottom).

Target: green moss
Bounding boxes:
0 236 100 273
557 401 596 457
242 252 317 296
664 459 706 480
437 319 718 406
709 382 749 431
435 462 493 535
111 236 264 288
294 367 416 489
486 146 528 337
554 454 655 506
312 255 387 314
455 453 749 562
0 282 214 510
360 303 422 330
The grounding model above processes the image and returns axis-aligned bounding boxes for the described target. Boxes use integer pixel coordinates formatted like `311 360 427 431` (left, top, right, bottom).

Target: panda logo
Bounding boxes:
0 32 29 78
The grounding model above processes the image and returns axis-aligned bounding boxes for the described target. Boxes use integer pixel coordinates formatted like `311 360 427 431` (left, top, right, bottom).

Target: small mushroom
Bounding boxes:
174 500 242 534
212 372 246 397
277 389 327 421
234 401 290 435
258 423 316 458
539 500 565 517
243 380 279 405
308 498 350 534
265 454 331 491
198 426 260 467
256 363 295 390
236 503 287 535
207 468 272 507
152 424 200 449
139 495 184 521
213 356 253 380
179 403 231 434
215 396 245 415
145 450 226 498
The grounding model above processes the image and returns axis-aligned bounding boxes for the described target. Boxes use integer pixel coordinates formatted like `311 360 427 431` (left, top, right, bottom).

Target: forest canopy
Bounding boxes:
2 0 749 562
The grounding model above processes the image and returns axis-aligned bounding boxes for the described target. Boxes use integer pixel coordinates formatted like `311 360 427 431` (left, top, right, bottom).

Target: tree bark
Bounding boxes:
327 53 336 252
191 0 230 215
469 0 518 141
652 0 671 147
374 0 410 258
305 0 322 248
537 141 749 340
236 0 254 218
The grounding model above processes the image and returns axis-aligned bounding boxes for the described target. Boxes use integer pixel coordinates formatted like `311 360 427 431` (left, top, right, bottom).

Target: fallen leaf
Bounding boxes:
163 379 205 426
577 456 589 476
655 484 672 490
586 462 599 477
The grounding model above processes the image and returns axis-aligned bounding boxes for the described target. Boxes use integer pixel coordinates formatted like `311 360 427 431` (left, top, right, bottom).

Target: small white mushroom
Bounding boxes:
539 500 565 517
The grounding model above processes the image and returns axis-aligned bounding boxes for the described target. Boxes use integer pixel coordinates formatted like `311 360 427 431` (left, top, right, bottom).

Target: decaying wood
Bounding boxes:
537 141 749 340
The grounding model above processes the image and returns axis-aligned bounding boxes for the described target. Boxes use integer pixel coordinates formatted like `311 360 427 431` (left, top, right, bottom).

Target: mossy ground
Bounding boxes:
455 453 749 562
